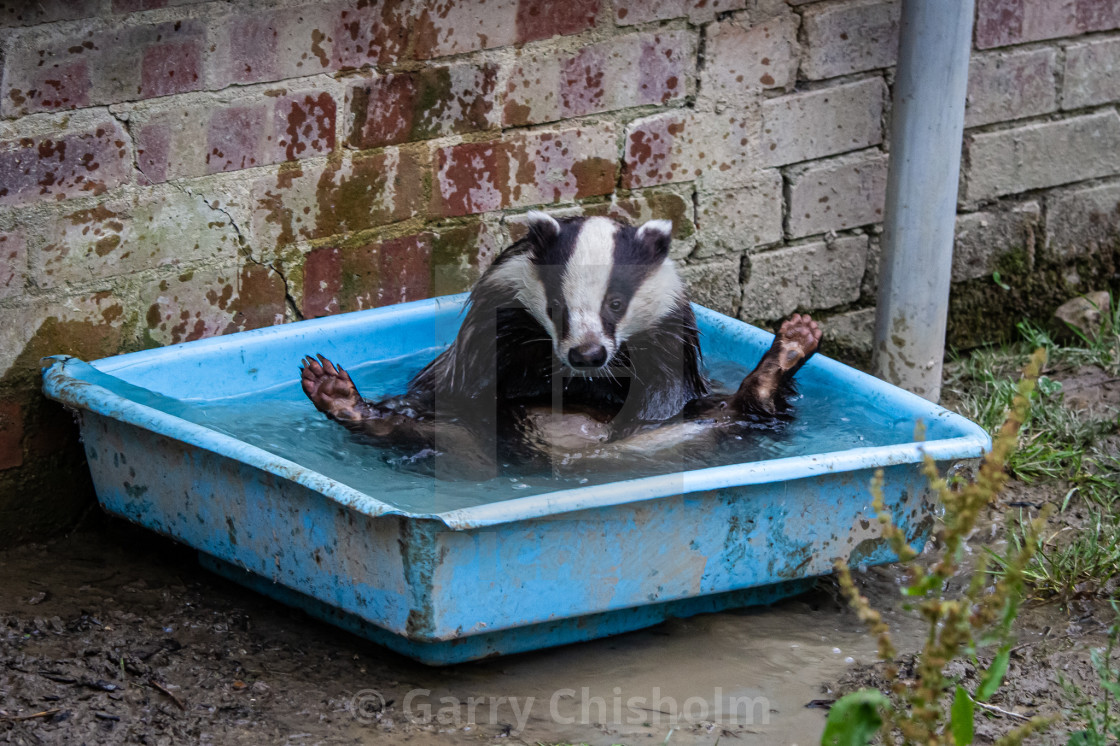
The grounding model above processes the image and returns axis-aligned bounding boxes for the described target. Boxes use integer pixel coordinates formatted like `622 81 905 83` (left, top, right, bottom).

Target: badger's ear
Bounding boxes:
526 210 560 247
635 219 673 261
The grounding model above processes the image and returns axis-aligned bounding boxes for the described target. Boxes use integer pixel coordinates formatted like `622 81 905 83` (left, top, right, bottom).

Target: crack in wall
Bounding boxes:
202 194 306 323
108 108 304 322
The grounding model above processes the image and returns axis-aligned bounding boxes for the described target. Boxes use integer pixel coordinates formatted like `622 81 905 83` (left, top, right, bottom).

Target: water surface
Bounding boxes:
134 348 935 513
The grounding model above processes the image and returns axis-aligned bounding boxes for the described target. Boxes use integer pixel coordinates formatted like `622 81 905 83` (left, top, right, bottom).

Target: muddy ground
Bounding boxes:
2 366 1117 745
0 497 1111 746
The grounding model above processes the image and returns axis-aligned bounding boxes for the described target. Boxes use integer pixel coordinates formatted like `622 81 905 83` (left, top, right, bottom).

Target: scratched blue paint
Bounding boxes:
41 295 990 665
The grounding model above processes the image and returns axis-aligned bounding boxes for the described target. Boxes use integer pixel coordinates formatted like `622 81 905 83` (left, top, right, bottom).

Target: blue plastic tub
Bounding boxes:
41 295 989 664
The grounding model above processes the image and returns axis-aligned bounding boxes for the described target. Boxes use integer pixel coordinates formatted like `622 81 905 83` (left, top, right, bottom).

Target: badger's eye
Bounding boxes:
608 298 623 312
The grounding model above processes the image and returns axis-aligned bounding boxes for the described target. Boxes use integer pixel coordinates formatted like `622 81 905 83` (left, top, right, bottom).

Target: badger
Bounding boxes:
300 213 821 478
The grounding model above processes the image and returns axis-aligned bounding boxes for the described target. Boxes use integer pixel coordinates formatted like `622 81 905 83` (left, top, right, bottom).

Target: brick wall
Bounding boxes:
2 0 1120 543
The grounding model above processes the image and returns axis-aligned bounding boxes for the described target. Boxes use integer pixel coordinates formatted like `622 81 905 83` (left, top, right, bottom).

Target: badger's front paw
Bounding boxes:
300 354 365 422
774 313 822 371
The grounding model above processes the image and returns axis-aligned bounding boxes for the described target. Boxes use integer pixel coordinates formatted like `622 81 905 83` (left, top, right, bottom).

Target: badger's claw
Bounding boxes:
300 354 365 421
773 313 822 372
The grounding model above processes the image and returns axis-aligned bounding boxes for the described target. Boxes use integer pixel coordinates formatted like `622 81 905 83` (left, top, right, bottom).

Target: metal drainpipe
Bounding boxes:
871 0 975 402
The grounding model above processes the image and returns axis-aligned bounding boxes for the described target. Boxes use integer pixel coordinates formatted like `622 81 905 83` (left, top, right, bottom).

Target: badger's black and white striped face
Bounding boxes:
491 212 686 371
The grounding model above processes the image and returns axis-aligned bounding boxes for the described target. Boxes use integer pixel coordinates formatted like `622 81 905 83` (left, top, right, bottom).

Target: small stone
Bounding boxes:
1052 291 1112 340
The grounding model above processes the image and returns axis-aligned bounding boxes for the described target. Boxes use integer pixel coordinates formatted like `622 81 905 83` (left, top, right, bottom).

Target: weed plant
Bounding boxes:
822 350 1053 745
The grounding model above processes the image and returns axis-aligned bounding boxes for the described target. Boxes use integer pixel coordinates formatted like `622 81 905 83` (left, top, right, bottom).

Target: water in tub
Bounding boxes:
81 346 943 514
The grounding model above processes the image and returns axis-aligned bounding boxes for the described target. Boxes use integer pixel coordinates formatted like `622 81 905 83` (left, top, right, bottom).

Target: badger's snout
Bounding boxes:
567 342 608 369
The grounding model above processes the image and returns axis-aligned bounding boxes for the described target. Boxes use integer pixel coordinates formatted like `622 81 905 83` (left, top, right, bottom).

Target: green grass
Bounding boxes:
991 512 1120 601
943 297 1120 601
943 347 1116 484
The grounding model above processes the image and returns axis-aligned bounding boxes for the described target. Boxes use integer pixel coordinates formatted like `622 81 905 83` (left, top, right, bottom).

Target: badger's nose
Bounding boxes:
568 343 608 369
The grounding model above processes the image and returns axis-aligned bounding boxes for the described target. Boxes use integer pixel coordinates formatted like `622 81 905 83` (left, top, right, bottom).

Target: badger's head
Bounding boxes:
496 212 687 372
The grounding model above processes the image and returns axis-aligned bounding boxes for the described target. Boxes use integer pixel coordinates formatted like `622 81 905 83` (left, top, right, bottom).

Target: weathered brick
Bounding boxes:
302 247 342 318
433 125 617 217
0 233 27 301
821 307 876 362
433 141 507 217
207 105 270 173
1045 180 1120 258
621 111 689 189
0 292 128 381
2 20 206 115
953 202 1039 281
1064 36 1120 110
414 0 517 58
5 59 91 112
786 150 888 238
331 0 412 70
508 127 617 207
213 6 336 86
614 0 747 25
348 62 498 148
622 110 757 190
0 120 131 208
135 90 336 183
178 2 412 86
141 40 202 99
1 0 99 27
965 47 1058 128
679 256 741 316
415 0 599 59
354 234 432 310
429 220 501 295
975 0 1120 49
1079 0 1120 33
975 0 1076 49
695 170 784 257
515 0 600 44
304 233 434 315
31 191 242 289
0 399 22 471
692 111 762 192
760 78 885 167
965 111 1120 201
740 236 868 321
701 14 798 101
141 264 286 346
801 0 899 80
503 30 695 127
303 221 498 310
252 148 424 249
